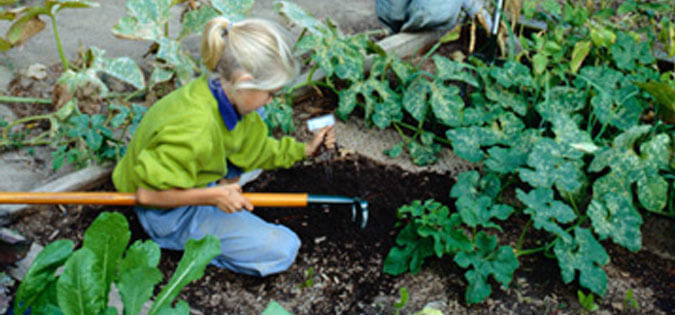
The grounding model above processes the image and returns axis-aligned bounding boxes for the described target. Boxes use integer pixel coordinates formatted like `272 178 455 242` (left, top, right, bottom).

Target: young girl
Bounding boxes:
112 17 335 277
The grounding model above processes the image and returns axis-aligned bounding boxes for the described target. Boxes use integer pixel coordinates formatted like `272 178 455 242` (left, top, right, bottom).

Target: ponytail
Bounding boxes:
200 17 298 91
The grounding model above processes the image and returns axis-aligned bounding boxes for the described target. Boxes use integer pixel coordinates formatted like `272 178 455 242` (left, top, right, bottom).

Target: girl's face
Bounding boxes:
225 71 280 116
231 88 277 115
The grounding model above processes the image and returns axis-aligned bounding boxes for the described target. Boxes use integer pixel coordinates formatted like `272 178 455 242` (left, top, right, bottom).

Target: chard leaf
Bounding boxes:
83 212 131 305
57 248 105 315
112 0 171 41
156 300 190 315
14 240 73 315
117 240 163 315
210 0 254 21
517 188 577 242
433 55 479 87
149 235 221 315
383 223 434 275
454 232 518 304
554 227 609 296
518 138 585 193
588 193 642 252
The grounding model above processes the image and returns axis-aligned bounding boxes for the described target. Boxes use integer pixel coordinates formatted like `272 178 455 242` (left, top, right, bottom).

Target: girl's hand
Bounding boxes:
306 125 335 157
211 183 254 213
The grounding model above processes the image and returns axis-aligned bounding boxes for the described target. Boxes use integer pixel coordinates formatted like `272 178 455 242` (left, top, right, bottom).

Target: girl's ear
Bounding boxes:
233 70 254 85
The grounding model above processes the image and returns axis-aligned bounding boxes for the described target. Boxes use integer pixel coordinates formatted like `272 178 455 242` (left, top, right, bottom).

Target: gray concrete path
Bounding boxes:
0 0 379 91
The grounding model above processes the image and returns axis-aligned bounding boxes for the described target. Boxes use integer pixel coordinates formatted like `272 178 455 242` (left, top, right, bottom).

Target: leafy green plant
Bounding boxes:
623 288 639 311
393 287 408 315
112 0 254 88
383 1 673 306
297 266 314 289
578 290 599 313
0 0 99 69
14 211 220 315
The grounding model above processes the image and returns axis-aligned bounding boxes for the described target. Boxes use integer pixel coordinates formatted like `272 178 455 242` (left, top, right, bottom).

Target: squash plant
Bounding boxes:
112 0 254 87
14 211 220 315
379 0 674 305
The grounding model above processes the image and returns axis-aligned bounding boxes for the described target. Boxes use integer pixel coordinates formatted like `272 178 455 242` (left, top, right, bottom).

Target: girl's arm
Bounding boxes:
136 184 254 213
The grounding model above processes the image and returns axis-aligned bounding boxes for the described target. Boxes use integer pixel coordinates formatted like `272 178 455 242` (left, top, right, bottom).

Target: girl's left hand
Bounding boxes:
306 125 335 156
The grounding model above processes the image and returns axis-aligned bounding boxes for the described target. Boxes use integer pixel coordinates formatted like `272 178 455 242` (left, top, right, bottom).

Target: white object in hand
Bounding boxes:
307 114 335 132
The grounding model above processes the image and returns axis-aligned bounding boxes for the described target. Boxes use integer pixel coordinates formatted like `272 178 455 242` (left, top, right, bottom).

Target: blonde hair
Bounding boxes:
201 17 298 91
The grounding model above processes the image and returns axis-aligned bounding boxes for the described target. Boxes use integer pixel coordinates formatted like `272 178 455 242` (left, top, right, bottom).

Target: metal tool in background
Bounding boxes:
0 191 369 229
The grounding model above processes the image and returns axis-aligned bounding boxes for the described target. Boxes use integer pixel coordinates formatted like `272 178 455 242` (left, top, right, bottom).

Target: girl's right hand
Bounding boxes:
212 183 254 213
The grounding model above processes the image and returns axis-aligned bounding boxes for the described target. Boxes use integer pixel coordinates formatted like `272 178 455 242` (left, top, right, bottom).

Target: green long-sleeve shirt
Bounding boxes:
112 76 306 193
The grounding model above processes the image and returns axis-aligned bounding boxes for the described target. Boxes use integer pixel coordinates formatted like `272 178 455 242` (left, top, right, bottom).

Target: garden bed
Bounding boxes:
7 153 674 314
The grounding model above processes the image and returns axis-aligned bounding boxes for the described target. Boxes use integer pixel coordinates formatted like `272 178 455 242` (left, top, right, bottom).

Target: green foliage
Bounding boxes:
262 300 294 315
14 212 221 315
578 290 599 313
393 287 408 314
264 97 295 133
623 289 639 311
555 228 609 296
297 266 315 289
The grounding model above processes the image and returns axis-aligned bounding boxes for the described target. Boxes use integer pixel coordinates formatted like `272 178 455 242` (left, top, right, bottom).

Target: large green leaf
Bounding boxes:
433 55 479 87
516 188 577 242
383 223 435 275
579 66 642 131
264 97 295 133
570 40 591 73
489 61 534 89
14 240 73 315
590 127 671 213
634 81 675 123
446 126 498 162
588 193 642 252
179 6 219 39
117 241 163 315
156 38 197 85
89 47 145 90
548 113 593 146
408 135 441 166
112 0 172 41
485 129 539 174
454 232 519 304
485 85 528 116
57 248 106 315
610 32 655 71
149 235 220 315
275 0 327 35
518 138 585 193
83 212 131 305
535 87 587 120
157 300 190 314
402 76 431 122
455 196 513 230
554 227 609 296
210 0 253 21
430 82 464 127
338 77 401 126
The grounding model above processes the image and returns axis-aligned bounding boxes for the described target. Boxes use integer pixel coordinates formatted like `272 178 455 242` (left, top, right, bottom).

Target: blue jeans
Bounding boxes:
134 169 301 277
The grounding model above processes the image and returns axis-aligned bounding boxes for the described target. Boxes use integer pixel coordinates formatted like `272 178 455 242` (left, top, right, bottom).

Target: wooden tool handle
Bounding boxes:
0 192 309 207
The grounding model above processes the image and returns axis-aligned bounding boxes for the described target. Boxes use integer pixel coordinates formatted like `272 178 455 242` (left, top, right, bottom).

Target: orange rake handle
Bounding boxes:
0 192 309 207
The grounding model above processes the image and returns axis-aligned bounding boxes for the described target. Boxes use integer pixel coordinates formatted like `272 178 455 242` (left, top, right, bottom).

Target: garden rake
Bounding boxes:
0 191 369 229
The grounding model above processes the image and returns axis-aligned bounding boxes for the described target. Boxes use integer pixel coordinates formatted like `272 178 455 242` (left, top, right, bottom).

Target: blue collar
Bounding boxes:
208 78 241 131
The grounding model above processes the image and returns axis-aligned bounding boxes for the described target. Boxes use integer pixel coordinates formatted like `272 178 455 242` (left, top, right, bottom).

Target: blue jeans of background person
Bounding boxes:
133 168 301 277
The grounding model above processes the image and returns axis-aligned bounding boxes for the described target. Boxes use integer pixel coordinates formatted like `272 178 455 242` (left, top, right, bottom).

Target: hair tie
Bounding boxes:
222 23 234 37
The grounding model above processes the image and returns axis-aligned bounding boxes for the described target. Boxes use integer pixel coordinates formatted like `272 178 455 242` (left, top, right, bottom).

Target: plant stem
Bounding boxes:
0 95 52 104
393 121 452 145
1 114 52 144
51 16 69 70
567 191 581 217
516 218 533 252
415 41 443 70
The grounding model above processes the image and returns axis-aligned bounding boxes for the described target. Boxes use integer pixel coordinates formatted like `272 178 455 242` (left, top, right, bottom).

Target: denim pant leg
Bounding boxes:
134 205 301 277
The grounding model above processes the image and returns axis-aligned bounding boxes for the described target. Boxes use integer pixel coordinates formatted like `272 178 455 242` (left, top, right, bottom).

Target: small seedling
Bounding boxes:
393 287 408 315
578 290 599 313
297 266 315 289
623 289 639 311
